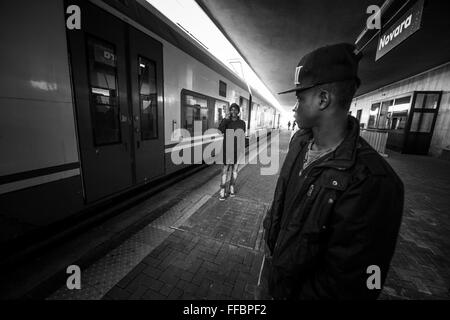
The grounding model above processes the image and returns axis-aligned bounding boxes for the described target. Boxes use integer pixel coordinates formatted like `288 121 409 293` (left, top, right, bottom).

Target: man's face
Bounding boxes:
293 87 321 129
230 107 239 118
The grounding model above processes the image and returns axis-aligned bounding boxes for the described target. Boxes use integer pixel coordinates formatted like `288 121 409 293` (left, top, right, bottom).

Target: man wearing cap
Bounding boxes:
259 43 404 300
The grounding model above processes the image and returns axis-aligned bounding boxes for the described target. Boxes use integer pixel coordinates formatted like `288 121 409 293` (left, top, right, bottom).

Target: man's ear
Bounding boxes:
318 89 331 111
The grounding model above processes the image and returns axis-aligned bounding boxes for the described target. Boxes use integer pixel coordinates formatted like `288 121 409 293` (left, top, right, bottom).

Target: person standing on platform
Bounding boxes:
288 121 291 130
218 103 246 201
292 120 297 131
258 43 404 300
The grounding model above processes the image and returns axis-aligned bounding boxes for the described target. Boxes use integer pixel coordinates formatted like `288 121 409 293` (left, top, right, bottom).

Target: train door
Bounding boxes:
128 27 165 183
67 1 133 203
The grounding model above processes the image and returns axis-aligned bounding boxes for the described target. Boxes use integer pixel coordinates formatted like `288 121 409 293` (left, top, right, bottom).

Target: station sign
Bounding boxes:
376 0 424 61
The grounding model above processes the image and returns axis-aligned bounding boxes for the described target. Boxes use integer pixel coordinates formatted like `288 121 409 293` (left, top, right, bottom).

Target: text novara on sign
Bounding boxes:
379 14 412 50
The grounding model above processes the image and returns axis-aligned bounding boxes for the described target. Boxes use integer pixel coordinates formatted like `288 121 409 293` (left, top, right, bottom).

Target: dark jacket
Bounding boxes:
263 116 404 300
218 117 246 164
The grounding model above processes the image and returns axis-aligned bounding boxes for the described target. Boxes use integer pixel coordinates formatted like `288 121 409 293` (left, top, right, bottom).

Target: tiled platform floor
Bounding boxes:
48 130 450 300
379 151 450 299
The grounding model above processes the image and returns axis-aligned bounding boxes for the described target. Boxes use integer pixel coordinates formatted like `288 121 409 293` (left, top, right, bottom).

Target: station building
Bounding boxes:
350 62 450 158
349 0 450 159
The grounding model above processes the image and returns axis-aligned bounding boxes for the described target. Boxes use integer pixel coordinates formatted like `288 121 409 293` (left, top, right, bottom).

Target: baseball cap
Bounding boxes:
279 43 363 95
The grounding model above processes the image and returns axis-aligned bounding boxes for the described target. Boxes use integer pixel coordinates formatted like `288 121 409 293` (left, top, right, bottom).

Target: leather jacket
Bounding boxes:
263 116 404 299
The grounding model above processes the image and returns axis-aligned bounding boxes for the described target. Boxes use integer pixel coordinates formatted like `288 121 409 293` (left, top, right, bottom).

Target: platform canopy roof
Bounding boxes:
196 0 450 114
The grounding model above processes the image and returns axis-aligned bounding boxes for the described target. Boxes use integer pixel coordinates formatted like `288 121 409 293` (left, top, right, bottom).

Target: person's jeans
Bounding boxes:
221 164 239 192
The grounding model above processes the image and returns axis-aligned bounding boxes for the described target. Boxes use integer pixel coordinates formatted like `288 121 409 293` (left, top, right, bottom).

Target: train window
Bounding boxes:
183 92 208 136
214 100 229 128
239 96 249 126
86 37 121 146
138 56 158 140
219 81 227 98
251 103 258 127
258 107 265 127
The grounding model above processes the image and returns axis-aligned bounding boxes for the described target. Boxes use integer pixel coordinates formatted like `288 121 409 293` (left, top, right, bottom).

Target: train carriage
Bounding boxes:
0 0 280 250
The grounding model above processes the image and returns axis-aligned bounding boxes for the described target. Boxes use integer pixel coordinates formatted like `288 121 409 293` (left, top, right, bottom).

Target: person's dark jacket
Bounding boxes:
218 117 246 164
263 116 404 300
218 117 246 134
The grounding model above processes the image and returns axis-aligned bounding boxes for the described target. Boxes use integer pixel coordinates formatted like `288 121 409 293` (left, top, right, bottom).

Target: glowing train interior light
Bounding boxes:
145 0 286 117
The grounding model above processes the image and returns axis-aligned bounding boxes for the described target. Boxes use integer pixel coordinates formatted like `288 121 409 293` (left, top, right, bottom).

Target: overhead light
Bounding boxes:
145 0 287 117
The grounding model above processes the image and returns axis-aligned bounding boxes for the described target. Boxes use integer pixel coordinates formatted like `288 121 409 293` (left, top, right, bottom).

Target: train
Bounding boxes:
0 0 281 251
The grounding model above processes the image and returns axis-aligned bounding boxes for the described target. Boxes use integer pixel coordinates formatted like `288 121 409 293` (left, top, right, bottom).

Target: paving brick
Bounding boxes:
202 260 219 271
101 132 450 301
158 250 179 270
192 267 208 286
128 285 149 300
159 271 181 287
180 271 195 282
159 284 175 297
224 269 239 286
107 286 131 300
142 255 162 269
147 278 164 292
220 283 233 296
244 283 256 295
167 287 183 300
141 289 165 300
198 251 217 264
231 280 246 299
243 252 255 267
124 273 154 293
116 262 146 289
195 279 213 299
142 264 163 279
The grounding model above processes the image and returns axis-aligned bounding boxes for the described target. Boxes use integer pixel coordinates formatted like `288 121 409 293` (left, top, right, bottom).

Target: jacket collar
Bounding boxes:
294 116 360 170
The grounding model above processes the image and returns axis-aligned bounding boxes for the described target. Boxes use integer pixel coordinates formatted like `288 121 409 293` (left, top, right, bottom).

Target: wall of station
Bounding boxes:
350 62 450 157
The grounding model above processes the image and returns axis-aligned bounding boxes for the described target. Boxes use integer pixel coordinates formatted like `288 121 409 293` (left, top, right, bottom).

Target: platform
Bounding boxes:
1 130 449 300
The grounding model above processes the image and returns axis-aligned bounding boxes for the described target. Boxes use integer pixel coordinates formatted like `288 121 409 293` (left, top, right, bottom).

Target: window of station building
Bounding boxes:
214 99 229 128
182 91 208 136
356 109 362 122
410 112 435 133
414 93 440 109
389 96 411 131
86 37 121 146
138 56 158 140
378 100 393 130
219 81 227 98
368 103 380 129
